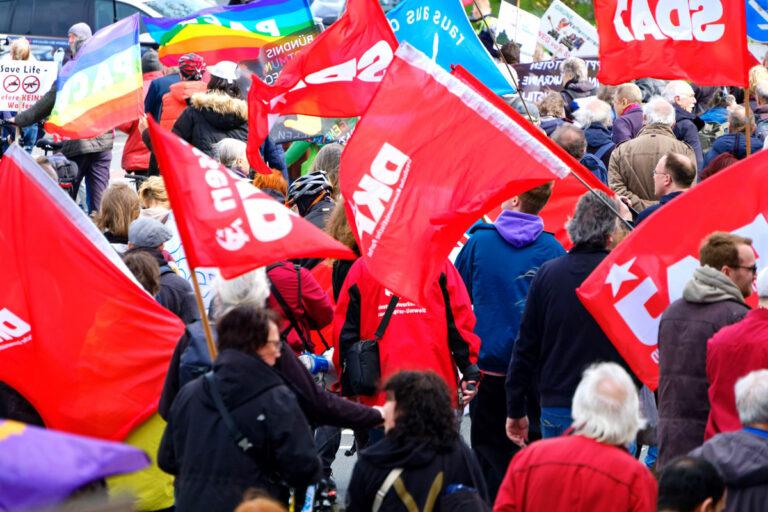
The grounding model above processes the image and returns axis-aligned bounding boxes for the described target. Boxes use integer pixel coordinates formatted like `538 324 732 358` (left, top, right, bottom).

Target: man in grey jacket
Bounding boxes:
657 232 754 468
691 369 768 512
11 23 113 213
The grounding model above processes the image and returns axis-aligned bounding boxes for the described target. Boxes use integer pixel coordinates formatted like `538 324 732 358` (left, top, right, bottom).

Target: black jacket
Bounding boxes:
346 436 488 511
295 196 336 269
158 349 321 510
506 244 635 417
172 91 248 158
142 249 199 325
560 79 596 119
672 104 705 170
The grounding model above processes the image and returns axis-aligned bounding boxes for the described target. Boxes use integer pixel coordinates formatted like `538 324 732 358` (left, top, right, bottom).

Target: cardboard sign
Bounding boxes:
0 60 57 111
538 0 598 59
513 57 600 103
496 2 540 63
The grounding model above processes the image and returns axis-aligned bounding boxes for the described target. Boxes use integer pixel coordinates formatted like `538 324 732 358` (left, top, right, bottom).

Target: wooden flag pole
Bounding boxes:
190 267 218 361
745 87 753 157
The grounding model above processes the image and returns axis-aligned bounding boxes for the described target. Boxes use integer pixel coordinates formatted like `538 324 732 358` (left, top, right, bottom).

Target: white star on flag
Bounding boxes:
605 257 639 297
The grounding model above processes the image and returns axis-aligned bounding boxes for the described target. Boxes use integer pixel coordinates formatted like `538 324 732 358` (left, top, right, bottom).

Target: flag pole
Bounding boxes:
568 169 634 231
745 87 753 157
190 267 218 361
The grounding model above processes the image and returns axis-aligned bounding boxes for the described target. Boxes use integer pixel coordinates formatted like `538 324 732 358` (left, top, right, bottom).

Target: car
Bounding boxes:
0 0 217 61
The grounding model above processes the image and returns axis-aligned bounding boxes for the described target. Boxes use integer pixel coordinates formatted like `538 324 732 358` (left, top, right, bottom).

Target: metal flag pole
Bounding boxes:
190 267 218 361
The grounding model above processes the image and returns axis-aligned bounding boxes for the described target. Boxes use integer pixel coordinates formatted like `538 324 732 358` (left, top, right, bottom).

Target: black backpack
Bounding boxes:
179 320 216 387
47 154 78 199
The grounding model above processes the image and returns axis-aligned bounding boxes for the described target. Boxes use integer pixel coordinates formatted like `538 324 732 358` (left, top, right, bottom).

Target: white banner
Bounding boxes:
537 0 598 59
0 60 58 112
496 2 540 63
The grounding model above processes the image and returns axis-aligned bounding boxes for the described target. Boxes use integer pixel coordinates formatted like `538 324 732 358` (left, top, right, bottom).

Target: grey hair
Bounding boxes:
643 96 676 126
566 191 619 246
552 124 587 160
756 80 768 103
572 362 646 446
662 80 694 104
735 369 768 425
728 105 750 133
214 138 247 169
613 83 642 104
573 98 613 128
561 57 588 81
212 268 270 319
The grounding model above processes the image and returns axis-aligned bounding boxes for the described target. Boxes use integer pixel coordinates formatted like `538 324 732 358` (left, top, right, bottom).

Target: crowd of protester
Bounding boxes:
2 17 768 512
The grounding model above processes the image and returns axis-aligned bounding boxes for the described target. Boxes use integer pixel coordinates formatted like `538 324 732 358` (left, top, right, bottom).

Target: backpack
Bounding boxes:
579 153 608 184
179 320 216 387
47 154 78 199
699 122 727 154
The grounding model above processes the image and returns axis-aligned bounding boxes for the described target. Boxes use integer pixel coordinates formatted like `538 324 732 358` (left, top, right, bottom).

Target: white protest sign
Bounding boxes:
0 60 58 111
538 0 598 59
164 213 219 310
496 2 540 63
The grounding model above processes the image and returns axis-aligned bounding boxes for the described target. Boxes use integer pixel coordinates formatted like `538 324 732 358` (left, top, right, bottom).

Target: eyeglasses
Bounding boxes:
267 338 282 348
652 171 669 177
732 264 758 274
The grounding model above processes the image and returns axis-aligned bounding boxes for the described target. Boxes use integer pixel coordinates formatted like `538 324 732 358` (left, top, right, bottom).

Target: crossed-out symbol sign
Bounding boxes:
3 75 20 93
22 76 40 94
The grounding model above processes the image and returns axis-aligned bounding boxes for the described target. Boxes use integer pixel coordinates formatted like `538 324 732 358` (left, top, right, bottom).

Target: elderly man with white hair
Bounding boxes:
608 96 696 211
664 80 704 170
574 98 615 169
691 369 768 511
496 363 657 511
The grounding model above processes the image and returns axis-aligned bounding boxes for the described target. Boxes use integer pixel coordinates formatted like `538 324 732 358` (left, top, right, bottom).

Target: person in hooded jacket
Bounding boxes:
664 81 705 170
346 371 489 511
455 183 564 501
559 57 596 120
158 306 321 509
703 106 763 166
690 369 768 512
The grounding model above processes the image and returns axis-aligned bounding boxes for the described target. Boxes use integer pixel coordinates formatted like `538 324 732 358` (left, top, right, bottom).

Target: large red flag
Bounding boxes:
594 0 750 85
148 119 355 278
340 44 570 303
246 0 397 174
577 152 768 390
451 65 613 250
0 146 184 441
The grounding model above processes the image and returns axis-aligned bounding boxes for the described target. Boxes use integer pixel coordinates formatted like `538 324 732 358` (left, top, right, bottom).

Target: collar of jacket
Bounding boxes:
189 91 247 121
659 191 684 205
683 266 747 305
637 123 676 138
569 242 609 254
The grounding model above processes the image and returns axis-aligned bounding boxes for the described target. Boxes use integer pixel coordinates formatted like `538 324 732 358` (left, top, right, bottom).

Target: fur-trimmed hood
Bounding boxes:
189 91 247 131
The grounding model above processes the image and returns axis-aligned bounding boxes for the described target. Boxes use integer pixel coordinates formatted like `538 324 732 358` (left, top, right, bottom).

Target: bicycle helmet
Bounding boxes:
287 171 333 206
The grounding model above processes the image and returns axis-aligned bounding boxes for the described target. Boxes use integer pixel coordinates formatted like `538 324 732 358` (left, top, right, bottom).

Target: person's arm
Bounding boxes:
14 87 56 127
298 266 334 330
608 151 644 211
439 266 481 386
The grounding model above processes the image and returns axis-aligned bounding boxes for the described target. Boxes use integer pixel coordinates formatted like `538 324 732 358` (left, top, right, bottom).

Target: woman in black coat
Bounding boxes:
158 306 320 510
346 371 489 511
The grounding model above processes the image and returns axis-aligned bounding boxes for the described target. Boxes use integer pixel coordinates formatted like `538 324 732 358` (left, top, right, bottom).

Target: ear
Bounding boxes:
721 265 733 278
694 496 714 512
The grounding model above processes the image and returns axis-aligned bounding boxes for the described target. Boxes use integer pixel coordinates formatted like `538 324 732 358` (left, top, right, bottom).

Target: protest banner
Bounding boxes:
495 1 540 63
578 150 768 390
386 0 513 94
512 57 599 103
594 0 750 85
164 214 219 310
538 0 598 59
0 60 57 111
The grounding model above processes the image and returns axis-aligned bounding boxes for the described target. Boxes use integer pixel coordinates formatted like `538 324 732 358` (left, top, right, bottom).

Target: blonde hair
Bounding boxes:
325 201 358 254
749 65 768 95
311 143 343 196
96 183 140 237
138 176 169 209
10 38 31 61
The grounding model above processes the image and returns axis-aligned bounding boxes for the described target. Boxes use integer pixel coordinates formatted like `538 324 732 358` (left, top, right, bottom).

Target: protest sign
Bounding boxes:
0 61 57 112
496 2 540 63
538 0 598 59
512 57 599 103
164 214 219 310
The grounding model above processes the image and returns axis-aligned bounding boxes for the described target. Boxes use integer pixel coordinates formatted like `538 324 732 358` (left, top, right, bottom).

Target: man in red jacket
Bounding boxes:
495 362 656 512
705 268 768 439
333 259 481 408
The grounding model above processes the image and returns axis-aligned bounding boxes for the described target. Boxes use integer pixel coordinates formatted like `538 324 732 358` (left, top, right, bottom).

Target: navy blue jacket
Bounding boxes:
704 132 764 166
145 74 181 121
505 244 635 417
635 191 683 225
455 219 564 374
673 104 704 170
584 123 615 169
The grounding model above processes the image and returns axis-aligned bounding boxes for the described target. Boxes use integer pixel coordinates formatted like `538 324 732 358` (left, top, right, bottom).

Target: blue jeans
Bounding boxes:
540 407 573 438
2 123 37 153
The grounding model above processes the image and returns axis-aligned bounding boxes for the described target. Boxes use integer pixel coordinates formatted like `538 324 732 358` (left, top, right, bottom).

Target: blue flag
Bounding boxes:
747 0 768 43
386 0 513 95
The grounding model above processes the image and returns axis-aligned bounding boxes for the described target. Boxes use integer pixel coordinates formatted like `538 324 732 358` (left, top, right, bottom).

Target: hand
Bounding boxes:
506 416 529 447
461 380 479 405
617 195 633 221
372 405 385 423
137 114 148 134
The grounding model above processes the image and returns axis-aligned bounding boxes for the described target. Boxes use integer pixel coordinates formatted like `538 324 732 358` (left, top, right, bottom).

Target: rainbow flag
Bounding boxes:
45 15 142 139
145 0 315 66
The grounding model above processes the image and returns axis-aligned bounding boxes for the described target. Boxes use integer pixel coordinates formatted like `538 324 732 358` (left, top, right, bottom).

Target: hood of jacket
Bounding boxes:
697 431 768 486
209 349 285 408
359 437 445 470
493 210 543 248
585 123 613 146
171 80 207 102
563 79 595 96
674 103 705 130
683 266 746 305
190 91 248 131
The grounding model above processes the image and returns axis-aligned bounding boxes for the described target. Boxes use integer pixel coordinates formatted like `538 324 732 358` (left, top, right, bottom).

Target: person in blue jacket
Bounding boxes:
454 182 565 501
704 106 763 167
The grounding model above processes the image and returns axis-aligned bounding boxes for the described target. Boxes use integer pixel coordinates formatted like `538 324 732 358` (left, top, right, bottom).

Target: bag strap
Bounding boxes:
267 263 312 352
374 295 400 342
593 141 615 160
204 372 254 453
373 468 404 512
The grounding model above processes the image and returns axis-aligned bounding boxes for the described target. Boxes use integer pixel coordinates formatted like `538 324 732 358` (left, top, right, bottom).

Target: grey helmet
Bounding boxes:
287 170 332 206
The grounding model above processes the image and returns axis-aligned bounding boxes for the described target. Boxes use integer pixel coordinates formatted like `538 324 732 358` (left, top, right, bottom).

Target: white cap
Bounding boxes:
758 268 768 298
208 61 240 83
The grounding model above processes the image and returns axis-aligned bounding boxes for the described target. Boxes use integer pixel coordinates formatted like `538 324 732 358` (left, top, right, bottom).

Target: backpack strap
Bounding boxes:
374 295 400 342
204 372 254 453
267 263 313 352
593 141 615 161
373 468 405 512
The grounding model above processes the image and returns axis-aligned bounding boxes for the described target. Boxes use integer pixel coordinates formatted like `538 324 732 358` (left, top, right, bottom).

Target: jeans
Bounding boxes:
315 426 341 478
71 151 112 213
2 124 37 153
540 407 573 438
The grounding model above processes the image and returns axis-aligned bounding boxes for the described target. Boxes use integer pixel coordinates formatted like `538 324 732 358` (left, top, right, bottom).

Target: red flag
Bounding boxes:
147 119 355 278
0 147 184 441
340 44 570 303
451 65 613 250
246 0 397 174
594 0 750 85
577 152 768 390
